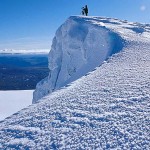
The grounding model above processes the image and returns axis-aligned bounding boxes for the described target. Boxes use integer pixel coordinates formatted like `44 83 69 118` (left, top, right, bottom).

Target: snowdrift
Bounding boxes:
33 16 123 103
0 16 150 149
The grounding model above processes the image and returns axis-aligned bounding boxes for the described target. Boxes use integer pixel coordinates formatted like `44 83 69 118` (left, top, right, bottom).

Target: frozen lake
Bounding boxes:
0 53 49 90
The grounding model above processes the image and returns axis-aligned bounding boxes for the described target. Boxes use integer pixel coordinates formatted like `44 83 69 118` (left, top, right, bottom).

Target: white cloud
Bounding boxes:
140 5 146 11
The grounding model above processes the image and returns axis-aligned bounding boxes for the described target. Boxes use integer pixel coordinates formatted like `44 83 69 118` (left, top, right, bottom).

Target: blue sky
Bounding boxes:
0 0 149 50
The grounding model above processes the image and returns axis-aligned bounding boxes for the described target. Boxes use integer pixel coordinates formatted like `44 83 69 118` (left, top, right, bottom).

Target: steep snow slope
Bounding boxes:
33 16 123 102
0 16 150 149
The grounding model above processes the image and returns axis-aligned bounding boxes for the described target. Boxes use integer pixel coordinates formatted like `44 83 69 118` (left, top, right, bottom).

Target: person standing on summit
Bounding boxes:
84 5 88 16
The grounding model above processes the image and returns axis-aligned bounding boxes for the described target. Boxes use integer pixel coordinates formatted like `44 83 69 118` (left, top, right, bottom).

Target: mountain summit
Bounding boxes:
0 16 150 149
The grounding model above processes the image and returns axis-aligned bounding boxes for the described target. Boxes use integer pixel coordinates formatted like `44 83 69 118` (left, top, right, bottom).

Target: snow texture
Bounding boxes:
33 16 123 102
0 16 150 149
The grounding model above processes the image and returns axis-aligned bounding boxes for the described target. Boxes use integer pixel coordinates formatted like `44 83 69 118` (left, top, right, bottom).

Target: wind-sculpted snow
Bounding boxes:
0 16 150 149
33 16 123 103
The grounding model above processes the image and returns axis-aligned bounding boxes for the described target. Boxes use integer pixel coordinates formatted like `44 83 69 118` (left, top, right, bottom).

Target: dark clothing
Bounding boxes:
84 5 88 16
81 5 88 16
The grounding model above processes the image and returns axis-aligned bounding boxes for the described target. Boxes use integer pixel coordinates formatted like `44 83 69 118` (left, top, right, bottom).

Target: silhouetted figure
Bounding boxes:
81 7 85 15
84 5 88 16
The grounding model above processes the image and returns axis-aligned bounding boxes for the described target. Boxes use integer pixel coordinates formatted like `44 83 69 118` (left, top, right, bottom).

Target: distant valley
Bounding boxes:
0 54 49 90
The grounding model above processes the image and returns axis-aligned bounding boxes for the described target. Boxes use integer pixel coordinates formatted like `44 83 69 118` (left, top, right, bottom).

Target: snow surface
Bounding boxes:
0 90 33 121
0 16 150 149
33 16 123 102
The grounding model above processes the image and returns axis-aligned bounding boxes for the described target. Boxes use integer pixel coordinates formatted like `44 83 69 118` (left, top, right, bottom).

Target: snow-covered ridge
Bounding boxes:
0 16 150 149
33 16 124 103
